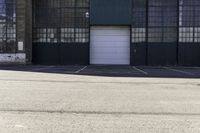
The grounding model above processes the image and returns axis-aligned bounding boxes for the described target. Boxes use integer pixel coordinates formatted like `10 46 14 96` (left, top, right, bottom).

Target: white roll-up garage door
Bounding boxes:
90 26 130 65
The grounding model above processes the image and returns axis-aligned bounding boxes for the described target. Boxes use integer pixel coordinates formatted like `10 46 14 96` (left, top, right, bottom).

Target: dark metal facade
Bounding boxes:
0 0 16 53
179 0 200 43
132 0 200 66
31 0 200 66
32 0 90 65
90 0 132 25
178 0 200 66
33 0 89 44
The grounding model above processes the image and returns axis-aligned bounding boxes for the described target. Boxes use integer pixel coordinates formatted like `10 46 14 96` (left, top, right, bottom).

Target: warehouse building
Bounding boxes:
0 0 200 66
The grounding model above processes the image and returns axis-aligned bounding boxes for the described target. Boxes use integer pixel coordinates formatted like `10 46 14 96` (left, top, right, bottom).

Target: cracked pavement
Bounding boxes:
0 68 200 133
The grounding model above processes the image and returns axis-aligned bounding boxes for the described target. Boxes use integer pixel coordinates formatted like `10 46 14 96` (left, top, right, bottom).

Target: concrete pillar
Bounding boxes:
16 0 32 64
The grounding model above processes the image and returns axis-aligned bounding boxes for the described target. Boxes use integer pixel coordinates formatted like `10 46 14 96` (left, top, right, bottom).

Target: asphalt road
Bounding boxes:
0 66 200 133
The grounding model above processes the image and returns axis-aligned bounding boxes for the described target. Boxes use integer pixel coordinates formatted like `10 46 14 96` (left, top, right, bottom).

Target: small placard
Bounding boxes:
18 41 24 51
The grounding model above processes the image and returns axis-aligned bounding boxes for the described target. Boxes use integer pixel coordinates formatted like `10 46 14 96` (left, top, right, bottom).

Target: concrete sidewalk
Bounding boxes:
0 69 200 133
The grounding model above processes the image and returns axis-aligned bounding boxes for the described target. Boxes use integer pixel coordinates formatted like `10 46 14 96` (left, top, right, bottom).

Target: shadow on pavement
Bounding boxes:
0 65 200 79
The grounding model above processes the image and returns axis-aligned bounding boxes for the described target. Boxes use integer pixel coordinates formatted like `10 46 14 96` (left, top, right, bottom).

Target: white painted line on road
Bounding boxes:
132 67 148 75
75 66 87 73
32 66 55 71
163 67 195 76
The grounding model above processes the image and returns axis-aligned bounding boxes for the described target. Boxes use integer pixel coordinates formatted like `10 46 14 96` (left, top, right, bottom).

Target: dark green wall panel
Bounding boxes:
147 43 177 66
178 43 200 66
33 43 60 65
90 0 132 25
60 44 89 65
33 43 89 65
131 43 147 66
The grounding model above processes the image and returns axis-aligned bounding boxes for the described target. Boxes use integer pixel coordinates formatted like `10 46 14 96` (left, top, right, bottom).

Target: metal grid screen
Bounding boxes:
148 0 178 43
132 0 178 43
0 0 16 53
132 0 200 44
33 0 90 43
132 0 146 43
179 0 200 43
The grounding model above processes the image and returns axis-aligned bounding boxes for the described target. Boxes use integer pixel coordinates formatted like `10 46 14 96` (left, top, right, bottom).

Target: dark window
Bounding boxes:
179 0 200 43
132 0 178 43
148 0 178 43
33 0 89 43
0 0 16 53
132 0 146 43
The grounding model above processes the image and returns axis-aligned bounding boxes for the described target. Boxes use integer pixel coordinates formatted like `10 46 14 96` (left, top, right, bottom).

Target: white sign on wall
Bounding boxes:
18 41 24 51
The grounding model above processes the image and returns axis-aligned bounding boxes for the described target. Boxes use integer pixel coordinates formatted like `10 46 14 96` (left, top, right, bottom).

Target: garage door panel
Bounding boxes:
91 48 130 55
91 48 130 51
91 42 130 49
90 59 129 65
91 57 129 60
91 52 129 58
91 52 128 59
91 37 129 42
90 31 129 35
90 32 129 36
91 28 129 34
90 26 130 65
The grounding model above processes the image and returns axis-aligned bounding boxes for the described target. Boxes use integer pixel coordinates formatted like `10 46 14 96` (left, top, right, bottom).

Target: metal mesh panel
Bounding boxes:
132 0 178 43
33 0 89 43
132 0 146 43
132 0 200 44
148 0 178 43
179 0 200 43
0 0 16 53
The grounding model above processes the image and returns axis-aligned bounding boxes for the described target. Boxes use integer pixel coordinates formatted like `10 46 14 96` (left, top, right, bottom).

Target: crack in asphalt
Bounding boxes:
0 109 200 116
0 78 199 86
0 92 198 116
